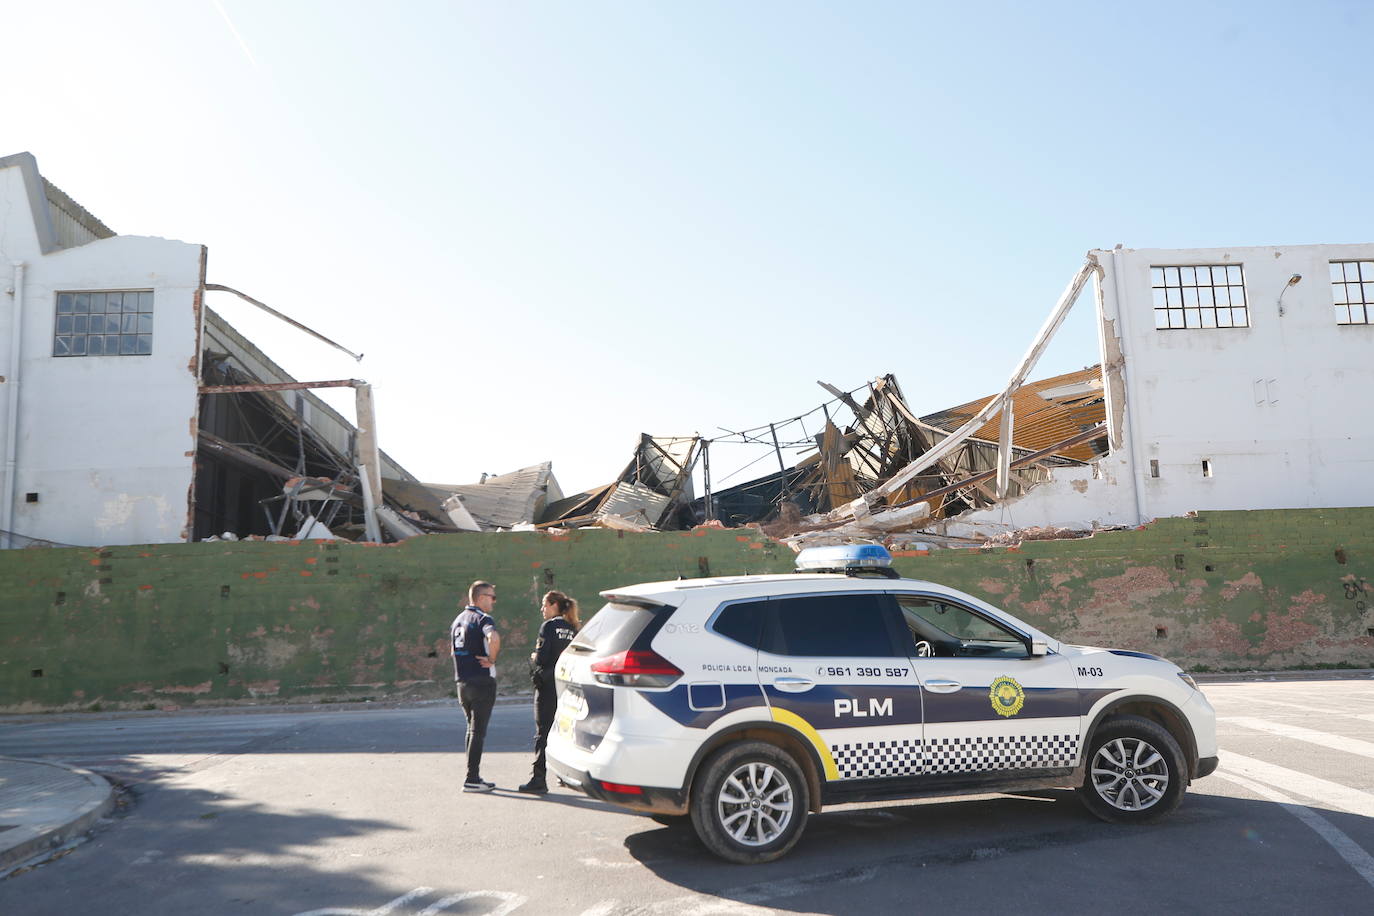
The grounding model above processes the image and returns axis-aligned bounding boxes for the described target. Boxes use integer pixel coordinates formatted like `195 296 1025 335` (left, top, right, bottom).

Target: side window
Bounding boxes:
768 594 902 658
54 290 155 357
897 596 1027 659
711 599 769 649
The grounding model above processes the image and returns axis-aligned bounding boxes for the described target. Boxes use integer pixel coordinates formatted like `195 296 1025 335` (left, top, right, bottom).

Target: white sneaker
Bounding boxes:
463 780 494 793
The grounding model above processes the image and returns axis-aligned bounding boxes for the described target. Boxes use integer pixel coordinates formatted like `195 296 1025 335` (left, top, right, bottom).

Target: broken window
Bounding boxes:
53 290 153 357
1330 260 1374 325
1151 265 1248 330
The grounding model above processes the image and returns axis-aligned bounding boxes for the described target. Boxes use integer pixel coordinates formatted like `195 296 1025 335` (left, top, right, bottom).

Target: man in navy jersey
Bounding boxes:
451 580 501 792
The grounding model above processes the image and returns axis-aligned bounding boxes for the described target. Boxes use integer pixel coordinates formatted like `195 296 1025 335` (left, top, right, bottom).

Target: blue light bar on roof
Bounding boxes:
795 544 893 571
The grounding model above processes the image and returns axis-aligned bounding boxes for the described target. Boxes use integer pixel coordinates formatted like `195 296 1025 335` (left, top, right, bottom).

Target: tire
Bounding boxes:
689 740 809 864
1077 715 1187 824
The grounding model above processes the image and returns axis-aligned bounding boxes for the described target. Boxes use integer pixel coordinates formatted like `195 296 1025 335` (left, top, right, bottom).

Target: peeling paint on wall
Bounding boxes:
95 493 172 532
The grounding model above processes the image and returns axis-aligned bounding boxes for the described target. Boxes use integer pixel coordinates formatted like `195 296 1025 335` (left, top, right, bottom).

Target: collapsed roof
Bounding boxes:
426 462 563 532
195 309 452 541
684 370 1105 536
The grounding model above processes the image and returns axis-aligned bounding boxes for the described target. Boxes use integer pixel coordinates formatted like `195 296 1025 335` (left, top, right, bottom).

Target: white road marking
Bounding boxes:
296 887 435 916
1212 692 1374 717
1216 772 1374 890
578 856 641 869
1217 695 1338 714
1221 751 1374 818
295 888 526 916
728 867 879 905
576 903 619 916
618 899 776 915
615 865 880 915
417 891 526 916
1223 717 1374 760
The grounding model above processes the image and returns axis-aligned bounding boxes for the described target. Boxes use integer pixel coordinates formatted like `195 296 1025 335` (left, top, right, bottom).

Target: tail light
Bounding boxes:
590 650 682 688
599 780 644 795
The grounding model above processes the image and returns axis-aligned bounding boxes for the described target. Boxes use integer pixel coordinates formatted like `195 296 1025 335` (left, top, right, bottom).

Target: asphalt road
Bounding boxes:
2 678 1373 915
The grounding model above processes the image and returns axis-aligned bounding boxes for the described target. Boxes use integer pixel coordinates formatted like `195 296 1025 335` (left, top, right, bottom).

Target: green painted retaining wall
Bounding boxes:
1 509 1371 712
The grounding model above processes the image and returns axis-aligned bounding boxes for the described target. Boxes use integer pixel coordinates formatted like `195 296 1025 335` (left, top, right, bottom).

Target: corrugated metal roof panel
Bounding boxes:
41 177 114 248
597 481 672 527
922 366 1108 462
426 462 560 530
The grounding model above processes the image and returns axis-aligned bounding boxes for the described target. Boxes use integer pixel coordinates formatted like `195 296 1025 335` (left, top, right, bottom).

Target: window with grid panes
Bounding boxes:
1330 261 1374 325
53 291 154 357
1151 265 1248 329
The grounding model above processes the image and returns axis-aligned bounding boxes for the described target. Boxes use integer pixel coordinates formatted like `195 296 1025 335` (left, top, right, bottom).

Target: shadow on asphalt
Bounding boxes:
619 790 1243 914
483 787 624 814
0 780 411 915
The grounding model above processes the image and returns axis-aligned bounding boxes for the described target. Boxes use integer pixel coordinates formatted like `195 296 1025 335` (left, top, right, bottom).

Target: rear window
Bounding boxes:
568 600 672 655
769 594 903 658
711 599 769 649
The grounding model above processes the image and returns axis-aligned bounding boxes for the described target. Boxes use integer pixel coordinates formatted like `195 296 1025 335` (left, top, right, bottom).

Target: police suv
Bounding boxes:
547 544 1218 864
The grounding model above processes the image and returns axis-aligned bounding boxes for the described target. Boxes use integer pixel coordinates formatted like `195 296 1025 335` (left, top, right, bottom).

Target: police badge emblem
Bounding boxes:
989 675 1025 718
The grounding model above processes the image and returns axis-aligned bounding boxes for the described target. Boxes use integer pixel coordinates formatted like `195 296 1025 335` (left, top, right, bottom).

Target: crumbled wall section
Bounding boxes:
0 510 1369 712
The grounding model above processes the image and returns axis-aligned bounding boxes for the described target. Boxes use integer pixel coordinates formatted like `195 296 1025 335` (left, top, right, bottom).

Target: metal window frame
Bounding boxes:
1150 264 1249 330
52 288 155 358
1330 260 1374 325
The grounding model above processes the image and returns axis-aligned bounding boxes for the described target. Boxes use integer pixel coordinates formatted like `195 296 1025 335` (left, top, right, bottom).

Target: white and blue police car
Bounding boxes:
546 544 1218 863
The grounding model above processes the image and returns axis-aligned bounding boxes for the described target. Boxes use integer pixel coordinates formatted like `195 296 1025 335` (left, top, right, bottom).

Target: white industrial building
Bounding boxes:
0 152 441 548
4 151 1371 548
928 244 1374 537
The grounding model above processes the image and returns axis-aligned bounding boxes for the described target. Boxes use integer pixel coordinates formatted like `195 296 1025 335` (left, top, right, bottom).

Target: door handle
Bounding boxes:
773 677 815 693
923 679 962 694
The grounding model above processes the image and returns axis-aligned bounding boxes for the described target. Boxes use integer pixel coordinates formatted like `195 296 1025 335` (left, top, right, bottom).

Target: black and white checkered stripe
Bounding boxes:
830 739 923 779
924 734 1078 774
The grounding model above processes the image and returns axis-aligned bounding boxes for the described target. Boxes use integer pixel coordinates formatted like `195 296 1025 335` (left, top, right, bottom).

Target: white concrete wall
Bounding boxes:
1 165 203 546
1102 243 1374 519
948 242 1374 536
932 457 1141 538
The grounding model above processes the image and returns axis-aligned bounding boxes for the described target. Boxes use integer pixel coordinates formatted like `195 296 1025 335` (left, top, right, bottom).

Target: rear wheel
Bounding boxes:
690 741 809 864
1078 715 1187 824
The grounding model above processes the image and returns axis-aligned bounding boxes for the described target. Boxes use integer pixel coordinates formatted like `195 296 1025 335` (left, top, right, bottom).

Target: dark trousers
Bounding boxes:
530 679 558 782
458 677 497 782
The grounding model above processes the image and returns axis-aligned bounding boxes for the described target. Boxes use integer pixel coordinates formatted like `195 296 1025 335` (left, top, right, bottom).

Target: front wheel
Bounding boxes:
1077 715 1187 824
690 741 810 864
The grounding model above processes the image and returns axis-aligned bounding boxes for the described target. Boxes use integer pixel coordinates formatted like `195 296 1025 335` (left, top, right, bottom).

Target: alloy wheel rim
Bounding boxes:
717 761 794 846
1090 736 1169 811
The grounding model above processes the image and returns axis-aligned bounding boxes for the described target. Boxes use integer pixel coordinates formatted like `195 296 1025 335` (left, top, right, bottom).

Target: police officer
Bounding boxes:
452 580 501 792
519 590 580 794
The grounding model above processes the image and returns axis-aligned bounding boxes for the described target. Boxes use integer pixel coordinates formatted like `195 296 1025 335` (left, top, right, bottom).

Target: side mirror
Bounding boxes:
1028 639 1048 657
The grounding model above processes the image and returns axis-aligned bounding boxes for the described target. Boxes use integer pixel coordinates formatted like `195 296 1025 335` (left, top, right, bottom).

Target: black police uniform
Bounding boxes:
521 615 577 792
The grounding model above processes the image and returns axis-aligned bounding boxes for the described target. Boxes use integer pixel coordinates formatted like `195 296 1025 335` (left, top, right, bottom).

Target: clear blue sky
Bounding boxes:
5 1 1371 494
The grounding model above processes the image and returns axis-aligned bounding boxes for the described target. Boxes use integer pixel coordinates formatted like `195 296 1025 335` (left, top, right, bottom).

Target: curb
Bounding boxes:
0 757 114 875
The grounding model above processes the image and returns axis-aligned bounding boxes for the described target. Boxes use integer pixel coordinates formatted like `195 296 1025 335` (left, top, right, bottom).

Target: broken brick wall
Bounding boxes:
1 510 1370 713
